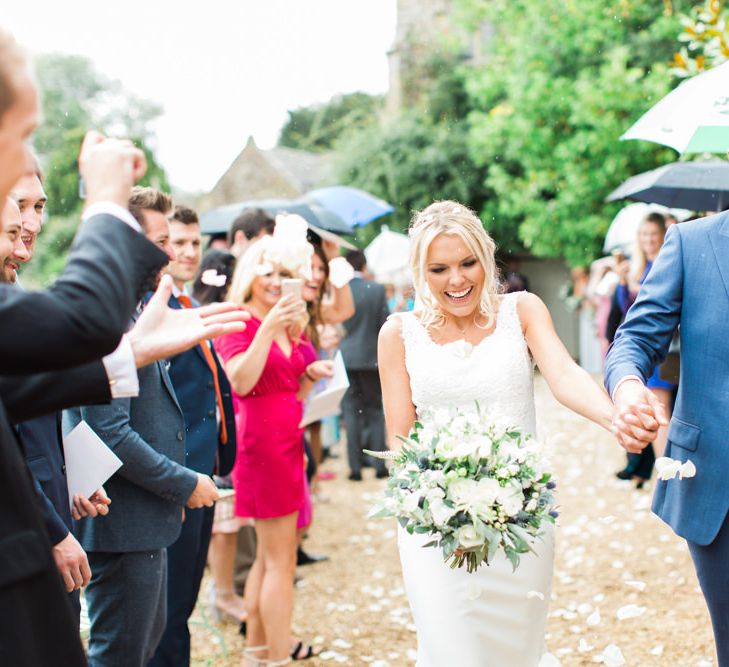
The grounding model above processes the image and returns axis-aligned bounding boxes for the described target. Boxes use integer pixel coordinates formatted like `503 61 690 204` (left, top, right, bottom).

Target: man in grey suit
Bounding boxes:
339 250 390 481
65 188 220 667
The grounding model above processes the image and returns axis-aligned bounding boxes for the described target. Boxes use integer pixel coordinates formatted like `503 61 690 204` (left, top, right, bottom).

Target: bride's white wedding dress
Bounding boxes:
394 292 554 667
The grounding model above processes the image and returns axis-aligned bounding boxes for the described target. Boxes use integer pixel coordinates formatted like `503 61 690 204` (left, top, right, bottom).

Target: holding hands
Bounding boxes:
611 379 668 452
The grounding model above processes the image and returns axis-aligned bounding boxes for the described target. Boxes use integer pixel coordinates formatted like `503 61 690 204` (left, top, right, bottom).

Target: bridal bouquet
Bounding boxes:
368 406 557 573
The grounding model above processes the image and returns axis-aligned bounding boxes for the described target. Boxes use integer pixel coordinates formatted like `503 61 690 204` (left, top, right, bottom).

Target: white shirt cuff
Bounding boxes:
611 375 644 401
83 202 142 233
102 334 139 398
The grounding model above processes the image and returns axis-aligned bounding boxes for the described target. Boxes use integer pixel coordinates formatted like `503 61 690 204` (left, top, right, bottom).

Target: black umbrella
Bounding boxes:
606 161 729 211
200 198 354 236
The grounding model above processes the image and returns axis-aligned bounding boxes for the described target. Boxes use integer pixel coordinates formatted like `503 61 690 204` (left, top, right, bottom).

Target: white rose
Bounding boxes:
497 482 525 517
475 477 501 506
432 408 452 427
429 498 456 527
447 478 479 507
456 523 486 549
401 491 421 514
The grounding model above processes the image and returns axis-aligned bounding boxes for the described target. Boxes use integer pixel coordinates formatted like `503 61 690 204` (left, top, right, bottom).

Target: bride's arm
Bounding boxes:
518 292 615 433
378 317 417 450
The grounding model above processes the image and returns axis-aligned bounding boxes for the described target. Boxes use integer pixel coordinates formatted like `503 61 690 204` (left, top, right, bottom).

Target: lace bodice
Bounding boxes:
395 292 537 436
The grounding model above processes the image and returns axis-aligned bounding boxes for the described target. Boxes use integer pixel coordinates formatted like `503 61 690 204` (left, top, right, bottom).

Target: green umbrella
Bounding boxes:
621 61 729 154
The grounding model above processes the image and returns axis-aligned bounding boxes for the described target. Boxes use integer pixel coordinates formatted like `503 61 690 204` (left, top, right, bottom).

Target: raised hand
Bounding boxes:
306 360 334 382
128 275 250 368
78 130 147 208
186 473 219 509
260 293 306 336
611 379 668 452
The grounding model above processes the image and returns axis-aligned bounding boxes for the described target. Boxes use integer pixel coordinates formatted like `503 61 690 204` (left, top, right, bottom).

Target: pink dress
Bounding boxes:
297 340 318 530
215 315 308 519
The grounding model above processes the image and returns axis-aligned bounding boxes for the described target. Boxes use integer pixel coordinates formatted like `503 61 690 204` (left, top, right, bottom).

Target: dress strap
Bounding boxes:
497 292 525 336
390 311 427 351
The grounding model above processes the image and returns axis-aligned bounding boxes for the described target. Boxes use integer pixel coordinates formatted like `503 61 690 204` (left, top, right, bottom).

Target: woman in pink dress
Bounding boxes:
216 229 332 666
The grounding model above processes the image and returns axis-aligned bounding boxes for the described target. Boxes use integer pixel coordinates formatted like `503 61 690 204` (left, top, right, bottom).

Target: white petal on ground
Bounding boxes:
578 638 594 653
331 639 353 649
625 580 647 591
650 645 664 656
586 608 601 626
598 644 626 667
616 604 646 620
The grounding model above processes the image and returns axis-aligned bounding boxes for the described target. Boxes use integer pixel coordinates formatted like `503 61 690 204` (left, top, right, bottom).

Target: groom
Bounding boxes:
605 209 729 666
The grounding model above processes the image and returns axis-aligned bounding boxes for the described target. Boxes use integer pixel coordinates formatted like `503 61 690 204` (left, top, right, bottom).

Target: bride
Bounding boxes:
378 201 627 666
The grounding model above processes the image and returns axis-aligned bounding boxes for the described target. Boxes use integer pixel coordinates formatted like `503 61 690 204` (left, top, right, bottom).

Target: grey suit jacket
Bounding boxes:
339 276 390 371
64 359 198 553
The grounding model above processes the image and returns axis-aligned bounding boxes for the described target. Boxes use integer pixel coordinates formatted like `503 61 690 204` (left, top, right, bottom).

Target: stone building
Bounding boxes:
196 136 332 212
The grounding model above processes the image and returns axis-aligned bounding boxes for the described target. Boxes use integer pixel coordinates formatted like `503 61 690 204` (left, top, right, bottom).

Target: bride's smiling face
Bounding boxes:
425 233 485 317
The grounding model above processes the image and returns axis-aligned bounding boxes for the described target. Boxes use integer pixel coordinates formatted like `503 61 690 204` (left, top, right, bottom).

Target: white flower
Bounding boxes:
401 492 421 514
200 269 227 287
586 608 601 626
526 590 545 600
328 256 354 288
447 478 479 507
254 261 274 276
432 408 452 427
429 498 456 528
497 482 524 517
655 457 697 481
456 523 486 549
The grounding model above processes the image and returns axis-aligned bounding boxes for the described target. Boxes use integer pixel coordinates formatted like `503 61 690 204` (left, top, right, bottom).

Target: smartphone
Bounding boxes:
281 278 303 301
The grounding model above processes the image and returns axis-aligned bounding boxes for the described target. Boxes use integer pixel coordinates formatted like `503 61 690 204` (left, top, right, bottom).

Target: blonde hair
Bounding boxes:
226 235 308 336
409 200 499 331
630 212 666 285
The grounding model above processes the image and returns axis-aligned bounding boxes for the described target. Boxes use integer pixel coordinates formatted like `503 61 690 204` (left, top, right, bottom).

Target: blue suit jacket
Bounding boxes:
64 352 199 553
605 213 729 545
167 294 236 476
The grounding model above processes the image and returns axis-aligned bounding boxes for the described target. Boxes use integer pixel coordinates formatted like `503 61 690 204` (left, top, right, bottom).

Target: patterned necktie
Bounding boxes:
177 294 228 445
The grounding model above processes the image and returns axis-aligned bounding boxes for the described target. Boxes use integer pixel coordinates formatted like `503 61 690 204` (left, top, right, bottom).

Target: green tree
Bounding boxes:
278 92 382 152
458 0 693 266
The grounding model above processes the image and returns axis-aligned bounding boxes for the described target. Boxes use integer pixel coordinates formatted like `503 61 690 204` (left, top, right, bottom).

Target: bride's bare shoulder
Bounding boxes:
513 291 552 330
379 313 405 345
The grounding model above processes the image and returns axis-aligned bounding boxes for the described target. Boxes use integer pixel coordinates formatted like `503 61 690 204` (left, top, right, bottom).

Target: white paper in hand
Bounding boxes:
63 420 122 511
300 351 350 427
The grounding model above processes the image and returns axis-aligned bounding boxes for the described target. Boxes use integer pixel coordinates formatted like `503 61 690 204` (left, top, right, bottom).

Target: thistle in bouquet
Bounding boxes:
368 405 558 573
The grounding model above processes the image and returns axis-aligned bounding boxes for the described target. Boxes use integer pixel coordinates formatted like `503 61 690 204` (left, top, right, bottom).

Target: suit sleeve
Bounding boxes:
0 362 110 423
77 400 198 505
0 214 168 375
30 475 69 546
604 224 684 395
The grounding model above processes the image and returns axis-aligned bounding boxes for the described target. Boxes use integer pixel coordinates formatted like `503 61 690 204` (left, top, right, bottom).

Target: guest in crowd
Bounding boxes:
216 220 332 665
502 257 530 293
0 192 28 281
229 207 275 259
149 206 237 666
6 169 110 624
65 188 221 667
614 212 675 487
339 249 389 481
193 248 237 305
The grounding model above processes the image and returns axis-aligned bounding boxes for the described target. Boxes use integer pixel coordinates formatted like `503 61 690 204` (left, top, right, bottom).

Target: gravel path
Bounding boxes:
191 375 715 666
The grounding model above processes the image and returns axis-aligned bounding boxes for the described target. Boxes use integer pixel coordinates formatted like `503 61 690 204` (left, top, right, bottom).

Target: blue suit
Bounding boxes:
149 293 236 667
605 213 729 665
65 344 199 667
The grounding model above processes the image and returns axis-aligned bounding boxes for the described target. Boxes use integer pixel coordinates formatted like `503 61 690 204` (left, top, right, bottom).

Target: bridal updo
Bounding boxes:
409 200 499 330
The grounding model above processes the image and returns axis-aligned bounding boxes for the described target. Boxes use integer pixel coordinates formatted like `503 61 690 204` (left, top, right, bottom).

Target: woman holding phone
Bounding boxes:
215 220 332 666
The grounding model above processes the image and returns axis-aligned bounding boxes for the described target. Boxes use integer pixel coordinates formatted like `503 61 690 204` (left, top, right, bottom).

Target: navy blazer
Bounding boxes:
65 353 199 553
605 213 729 545
17 414 70 546
167 294 236 477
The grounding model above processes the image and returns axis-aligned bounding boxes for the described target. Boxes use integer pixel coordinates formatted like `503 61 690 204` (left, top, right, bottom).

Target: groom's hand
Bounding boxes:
612 379 668 452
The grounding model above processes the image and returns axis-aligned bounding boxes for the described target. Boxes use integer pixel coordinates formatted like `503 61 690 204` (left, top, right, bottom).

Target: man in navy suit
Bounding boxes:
149 206 236 666
606 212 729 666
66 189 221 667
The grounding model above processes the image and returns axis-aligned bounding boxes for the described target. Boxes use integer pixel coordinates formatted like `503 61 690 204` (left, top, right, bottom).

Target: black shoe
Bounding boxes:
348 471 362 481
615 468 633 481
297 547 329 566
375 469 389 479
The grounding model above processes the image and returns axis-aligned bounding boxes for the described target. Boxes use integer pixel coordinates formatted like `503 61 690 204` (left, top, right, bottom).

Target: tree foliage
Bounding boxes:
278 92 382 153
458 0 694 266
20 54 170 287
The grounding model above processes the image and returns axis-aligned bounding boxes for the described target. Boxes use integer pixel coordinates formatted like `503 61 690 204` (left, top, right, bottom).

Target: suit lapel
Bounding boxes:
709 214 729 301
